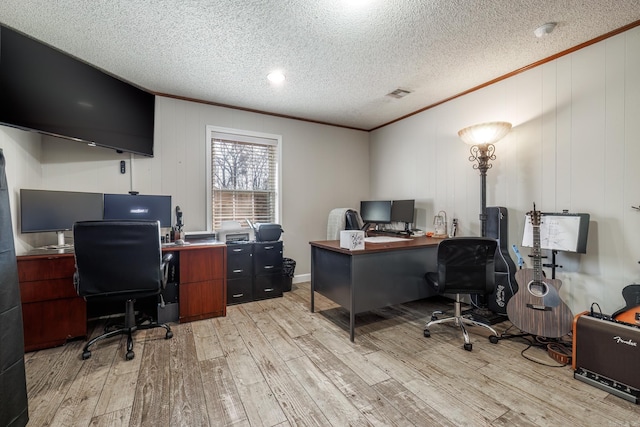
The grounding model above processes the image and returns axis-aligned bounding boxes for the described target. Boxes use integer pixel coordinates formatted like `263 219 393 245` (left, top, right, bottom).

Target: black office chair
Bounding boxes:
423 237 500 351
73 220 174 360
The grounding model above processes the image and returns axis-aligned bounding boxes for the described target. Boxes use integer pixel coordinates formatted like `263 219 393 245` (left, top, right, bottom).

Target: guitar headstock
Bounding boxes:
527 203 542 226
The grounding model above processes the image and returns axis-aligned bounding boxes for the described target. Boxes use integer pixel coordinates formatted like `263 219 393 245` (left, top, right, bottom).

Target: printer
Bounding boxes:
216 221 254 243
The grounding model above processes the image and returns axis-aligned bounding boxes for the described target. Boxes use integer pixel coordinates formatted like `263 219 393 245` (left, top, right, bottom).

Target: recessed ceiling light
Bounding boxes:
267 71 285 83
534 22 557 38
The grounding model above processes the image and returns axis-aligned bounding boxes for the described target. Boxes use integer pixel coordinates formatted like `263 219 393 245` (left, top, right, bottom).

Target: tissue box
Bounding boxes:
340 230 365 250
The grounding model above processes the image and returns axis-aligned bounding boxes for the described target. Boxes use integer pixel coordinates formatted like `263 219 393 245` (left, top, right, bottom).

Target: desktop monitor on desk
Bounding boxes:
19 189 104 247
391 199 415 233
360 200 392 229
103 193 172 227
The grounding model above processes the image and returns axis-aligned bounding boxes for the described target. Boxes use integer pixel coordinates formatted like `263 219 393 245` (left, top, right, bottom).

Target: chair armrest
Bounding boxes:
162 253 174 264
161 253 174 286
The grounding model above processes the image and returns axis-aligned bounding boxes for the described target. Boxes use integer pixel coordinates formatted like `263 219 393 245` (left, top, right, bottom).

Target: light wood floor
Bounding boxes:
24 282 639 427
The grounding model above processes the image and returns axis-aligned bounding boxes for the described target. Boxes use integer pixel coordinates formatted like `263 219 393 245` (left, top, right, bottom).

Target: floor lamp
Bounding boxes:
457 121 512 237
458 121 512 323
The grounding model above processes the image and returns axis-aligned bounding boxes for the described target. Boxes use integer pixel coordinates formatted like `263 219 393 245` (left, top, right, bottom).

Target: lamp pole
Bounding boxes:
468 143 495 237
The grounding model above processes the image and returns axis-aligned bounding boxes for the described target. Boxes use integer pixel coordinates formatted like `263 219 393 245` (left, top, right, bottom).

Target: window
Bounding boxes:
206 126 281 231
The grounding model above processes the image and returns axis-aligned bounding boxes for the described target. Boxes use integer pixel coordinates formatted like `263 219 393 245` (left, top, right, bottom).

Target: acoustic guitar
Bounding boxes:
613 284 640 326
506 205 573 338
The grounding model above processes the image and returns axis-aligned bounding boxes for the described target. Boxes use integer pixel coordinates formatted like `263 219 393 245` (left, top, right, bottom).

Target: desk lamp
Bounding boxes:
458 121 512 237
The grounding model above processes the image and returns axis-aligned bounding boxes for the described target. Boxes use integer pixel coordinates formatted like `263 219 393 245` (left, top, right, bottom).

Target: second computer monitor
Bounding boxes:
391 199 415 224
360 200 392 224
103 193 172 227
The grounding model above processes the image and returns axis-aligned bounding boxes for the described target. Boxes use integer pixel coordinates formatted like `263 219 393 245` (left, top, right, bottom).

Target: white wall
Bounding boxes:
5 97 370 278
154 97 370 277
370 26 640 314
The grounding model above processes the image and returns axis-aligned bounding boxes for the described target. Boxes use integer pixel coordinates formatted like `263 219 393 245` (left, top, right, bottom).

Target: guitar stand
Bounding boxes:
542 249 562 279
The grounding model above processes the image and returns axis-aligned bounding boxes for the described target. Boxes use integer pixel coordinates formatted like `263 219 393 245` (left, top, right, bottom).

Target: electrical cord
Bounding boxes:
501 323 572 367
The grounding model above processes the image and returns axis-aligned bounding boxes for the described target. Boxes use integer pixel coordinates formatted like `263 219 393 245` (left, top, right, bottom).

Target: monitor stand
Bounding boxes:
45 231 72 250
403 222 413 235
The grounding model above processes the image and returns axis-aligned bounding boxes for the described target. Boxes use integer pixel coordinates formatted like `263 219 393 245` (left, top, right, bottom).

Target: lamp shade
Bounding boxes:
458 121 512 145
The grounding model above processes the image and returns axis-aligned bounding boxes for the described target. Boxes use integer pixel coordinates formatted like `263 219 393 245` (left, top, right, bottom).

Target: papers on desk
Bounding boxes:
364 236 409 243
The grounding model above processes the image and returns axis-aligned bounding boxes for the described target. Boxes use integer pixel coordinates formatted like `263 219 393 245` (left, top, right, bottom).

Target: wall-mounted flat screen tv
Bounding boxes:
103 193 172 227
0 25 155 156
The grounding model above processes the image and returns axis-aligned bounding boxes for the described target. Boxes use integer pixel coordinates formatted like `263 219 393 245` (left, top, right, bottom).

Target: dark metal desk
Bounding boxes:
310 236 441 341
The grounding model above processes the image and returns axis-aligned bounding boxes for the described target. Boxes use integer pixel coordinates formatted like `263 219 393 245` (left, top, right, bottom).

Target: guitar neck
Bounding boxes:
533 224 543 282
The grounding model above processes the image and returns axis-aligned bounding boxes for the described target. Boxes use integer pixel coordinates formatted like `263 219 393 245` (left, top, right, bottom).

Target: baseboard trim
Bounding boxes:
293 273 310 284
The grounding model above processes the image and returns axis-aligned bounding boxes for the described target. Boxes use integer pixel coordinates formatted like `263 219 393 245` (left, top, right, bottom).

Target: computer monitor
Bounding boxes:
391 199 415 232
20 189 104 247
103 193 172 227
359 200 392 224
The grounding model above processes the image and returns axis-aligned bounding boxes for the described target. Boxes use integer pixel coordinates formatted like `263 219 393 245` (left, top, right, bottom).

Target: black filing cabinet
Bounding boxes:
253 241 283 300
226 243 254 305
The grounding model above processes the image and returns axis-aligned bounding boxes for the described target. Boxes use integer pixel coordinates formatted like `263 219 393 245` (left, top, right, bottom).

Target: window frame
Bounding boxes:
205 125 282 233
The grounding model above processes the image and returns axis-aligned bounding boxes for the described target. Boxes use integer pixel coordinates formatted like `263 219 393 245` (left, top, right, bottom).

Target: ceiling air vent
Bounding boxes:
386 88 412 99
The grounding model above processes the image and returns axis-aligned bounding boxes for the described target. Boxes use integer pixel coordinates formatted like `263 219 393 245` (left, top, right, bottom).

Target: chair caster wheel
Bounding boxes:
489 335 499 344
165 331 173 339
464 343 473 351
423 329 431 337
82 351 91 360
431 315 438 321
126 351 135 360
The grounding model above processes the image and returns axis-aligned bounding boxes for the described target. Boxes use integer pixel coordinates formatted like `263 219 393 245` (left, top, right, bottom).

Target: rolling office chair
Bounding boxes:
423 237 500 351
73 220 174 360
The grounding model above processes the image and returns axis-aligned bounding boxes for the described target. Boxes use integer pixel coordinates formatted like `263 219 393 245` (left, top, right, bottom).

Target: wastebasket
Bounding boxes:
282 258 296 292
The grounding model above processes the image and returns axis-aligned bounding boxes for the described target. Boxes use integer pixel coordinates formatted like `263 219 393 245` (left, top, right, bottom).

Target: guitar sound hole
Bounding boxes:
528 281 548 298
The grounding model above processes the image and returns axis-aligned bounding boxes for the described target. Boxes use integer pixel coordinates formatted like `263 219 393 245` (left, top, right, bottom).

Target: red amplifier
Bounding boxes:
572 311 640 403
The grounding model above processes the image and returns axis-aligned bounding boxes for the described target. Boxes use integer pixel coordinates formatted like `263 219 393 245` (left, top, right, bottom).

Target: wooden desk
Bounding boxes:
17 243 226 352
309 236 441 341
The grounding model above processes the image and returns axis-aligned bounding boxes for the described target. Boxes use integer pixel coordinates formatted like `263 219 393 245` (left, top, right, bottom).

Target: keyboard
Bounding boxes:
364 236 409 243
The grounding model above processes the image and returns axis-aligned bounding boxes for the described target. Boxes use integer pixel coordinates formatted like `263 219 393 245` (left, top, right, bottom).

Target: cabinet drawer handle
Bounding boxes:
264 246 274 250
232 269 244 273
263 265 274 269
232 293 244 298
232 248 243 252
264 288 274 292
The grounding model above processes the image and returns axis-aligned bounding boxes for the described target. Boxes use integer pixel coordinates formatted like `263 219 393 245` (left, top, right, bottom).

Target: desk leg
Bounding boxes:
350 263 355 342
310 246 315 313
350 311 355 342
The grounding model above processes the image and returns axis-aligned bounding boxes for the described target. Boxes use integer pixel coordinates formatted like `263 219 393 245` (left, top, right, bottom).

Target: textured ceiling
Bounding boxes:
1 1 639 131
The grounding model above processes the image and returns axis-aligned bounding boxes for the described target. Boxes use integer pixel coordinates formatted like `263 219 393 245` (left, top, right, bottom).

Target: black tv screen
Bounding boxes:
103 194 172 227
391 199 415 224
360 200 392 224
20 189 104 233
0 25 155 156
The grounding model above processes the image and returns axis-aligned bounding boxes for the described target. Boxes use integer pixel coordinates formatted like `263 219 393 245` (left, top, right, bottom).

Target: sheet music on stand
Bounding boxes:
522 212 590 253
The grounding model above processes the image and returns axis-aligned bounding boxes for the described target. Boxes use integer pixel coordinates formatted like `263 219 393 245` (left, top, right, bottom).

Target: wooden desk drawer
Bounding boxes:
20 278 78 303
22 298 86 352
179 248 225 282
179 279 225 322
17 256 75 282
